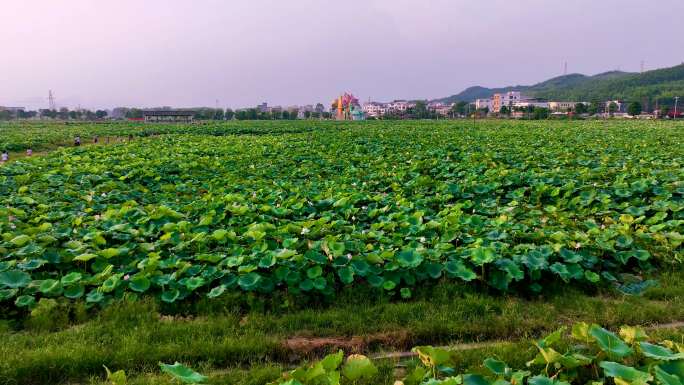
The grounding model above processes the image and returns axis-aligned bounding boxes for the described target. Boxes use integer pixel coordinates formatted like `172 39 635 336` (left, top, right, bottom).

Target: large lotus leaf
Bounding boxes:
0 288 18 301
397 249 423 268
0 270 31 288
61 272 83 285
600 361 652 385
640 342 684 361
86 290 105 303
238 272 261 291
73 253 98 262
341 354 377 381
470 247 496 266
39 279 63 296
659 361 684 380
463 374 491 385
484 358 508 376
161 289 180 303
15 295 35 308
159 362 207 384
64 284 85 299
445 260 477 281
655 366 683 385
337 266 354 284
590 325 633 359
527 376 555 385
104 365 127 385
320 350 344 371
10 235 31 247
129 276 151 293
207 285 226 298
185 277 205 291
306 266 323 279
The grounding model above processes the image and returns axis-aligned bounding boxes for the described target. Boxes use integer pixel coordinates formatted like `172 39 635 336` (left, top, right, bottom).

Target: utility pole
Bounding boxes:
675 96 680 119
48 90 56 110
640 60 645 74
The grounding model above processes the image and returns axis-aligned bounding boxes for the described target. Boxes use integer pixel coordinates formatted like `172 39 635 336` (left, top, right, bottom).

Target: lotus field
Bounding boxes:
0 121 683 309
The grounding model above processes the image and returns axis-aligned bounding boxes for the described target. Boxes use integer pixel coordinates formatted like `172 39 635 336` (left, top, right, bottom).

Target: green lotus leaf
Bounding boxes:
0 288 18 301
305 250 328 264
306 266 323 279
161 289 180 303
312 277 326 290
590 325 633 359
463 374 492 385
64 284 85 299
445 260 477 281
640 342 684 361
337 266 354 284
655 366 683 385
39 279 63 296
61 272 83 285
299 279 314 291
470 247 496 266
382 280 396 291
425 262 444 279
483 358 508 375
400 287 412 299
341 354 377 381
320 350 344 371
10 235 31 247
397 249 423 268
238 272 261 291
659 361 684 381
185 277 205 291
0 270 31 288
600 361 652 385
159 362 207 384
101 275 120 293
527 376 555 385
129 276 151 293
366 274 384 288
207 285 226 298
74 253 98 262
15 295 36 308
327 241 345 257
86 290 105 303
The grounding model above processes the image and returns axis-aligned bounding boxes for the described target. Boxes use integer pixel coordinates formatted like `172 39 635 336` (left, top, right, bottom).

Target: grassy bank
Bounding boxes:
1 269 682 385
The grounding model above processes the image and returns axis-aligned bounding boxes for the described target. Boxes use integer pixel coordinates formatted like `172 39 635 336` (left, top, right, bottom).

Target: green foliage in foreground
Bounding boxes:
93 325 684 385
266 324 684 385
0 122 683 311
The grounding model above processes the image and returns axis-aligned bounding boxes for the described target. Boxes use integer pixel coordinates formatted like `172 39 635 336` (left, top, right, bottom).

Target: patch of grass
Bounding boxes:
2 269 683 385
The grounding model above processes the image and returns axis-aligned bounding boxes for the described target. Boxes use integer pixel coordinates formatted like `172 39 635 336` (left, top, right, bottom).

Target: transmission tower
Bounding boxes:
563 61 568 76
48 90 56 110
640 60 645 74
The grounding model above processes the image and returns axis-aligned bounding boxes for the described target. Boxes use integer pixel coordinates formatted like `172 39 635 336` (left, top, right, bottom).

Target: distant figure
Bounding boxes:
1 151 8 163
74 136 81 146
26 148 33 157
128 134 133 142
93 135 99 144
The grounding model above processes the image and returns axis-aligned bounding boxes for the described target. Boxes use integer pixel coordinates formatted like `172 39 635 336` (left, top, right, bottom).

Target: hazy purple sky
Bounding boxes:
1 0 683 110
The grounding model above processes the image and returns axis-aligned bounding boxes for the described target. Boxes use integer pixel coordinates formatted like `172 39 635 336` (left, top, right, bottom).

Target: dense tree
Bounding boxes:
213 108 225 120
500 106 510 116
58 107 70 120
413 101 429 119
627 102 642 117
95 110 108 119
225 108 234 120
532 107 549 120
608 102 618 116
574 103 588 114
125 108 143 119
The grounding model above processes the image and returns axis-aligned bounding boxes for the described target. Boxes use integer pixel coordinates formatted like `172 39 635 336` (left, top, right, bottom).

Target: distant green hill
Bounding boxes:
436 64 684 107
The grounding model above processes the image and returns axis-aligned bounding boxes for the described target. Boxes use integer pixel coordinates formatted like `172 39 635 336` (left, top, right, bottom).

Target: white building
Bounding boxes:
492 91 524 113
548 101 586 112
363 102 388 118
512 101 549 109
475 99 492 111
388 100 414 113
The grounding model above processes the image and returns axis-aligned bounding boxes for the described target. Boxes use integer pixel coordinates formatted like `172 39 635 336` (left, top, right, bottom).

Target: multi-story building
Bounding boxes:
492 91 523 113
548 101 585 112
362 102 388 118
387 100 414 113
428 102 453 117
512 100 549 109
475 99 492 111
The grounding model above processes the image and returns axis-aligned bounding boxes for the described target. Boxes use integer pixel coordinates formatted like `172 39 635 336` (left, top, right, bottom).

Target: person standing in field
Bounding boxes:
75 136 81 146
93 135 99 144
1 151 8 163
26 148 33 157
